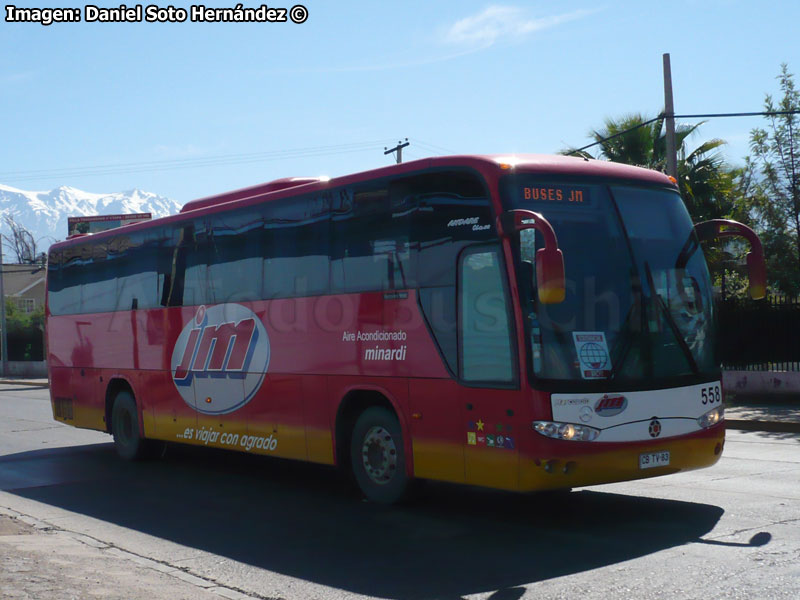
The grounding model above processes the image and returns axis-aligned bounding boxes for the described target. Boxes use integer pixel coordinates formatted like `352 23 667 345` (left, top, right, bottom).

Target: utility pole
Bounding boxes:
663 53 678 179
0 241 7 377
384 138 409 164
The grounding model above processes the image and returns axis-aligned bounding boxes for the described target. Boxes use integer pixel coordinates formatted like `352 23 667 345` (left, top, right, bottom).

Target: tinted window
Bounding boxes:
183 219 212 306
48 228 174 315
48 170 497 319
399 172 494 287
459 246 515 383
113 229 167 311
207 209 265 304
262 195 330 298
48 249 82 315
392 171 494 375
331 185 412 293
419 286 457 374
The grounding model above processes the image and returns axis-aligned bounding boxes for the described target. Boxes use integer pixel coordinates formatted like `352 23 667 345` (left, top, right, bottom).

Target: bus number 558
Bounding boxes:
701 385 721 405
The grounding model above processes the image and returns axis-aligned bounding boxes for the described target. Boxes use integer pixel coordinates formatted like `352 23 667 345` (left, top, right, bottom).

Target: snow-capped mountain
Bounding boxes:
0 183 183 252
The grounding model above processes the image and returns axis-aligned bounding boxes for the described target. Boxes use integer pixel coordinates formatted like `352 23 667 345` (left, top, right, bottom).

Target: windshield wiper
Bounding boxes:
643 261 699 375
609 270 644 380
609 304 636 380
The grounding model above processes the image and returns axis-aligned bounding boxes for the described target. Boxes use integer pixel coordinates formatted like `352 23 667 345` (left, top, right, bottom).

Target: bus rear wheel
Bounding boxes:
350 407 410 504
111 390 151 461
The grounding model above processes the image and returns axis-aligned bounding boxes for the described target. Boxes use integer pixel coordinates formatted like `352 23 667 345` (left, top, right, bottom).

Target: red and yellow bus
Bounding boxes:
46 155 766 503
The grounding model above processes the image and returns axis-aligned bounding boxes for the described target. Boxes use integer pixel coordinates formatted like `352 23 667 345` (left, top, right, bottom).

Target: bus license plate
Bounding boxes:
639 451 670 469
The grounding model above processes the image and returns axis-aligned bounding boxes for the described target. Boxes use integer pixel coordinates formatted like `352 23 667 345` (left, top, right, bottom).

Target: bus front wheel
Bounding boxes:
111 390 149 461
350 407 410 504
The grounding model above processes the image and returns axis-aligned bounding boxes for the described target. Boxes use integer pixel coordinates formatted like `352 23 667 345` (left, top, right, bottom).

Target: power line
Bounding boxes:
0 139 398 184
675 110 800 119
3 147 392 183
412 138 457 155
568 118 661 155
1 140 393 177
567 110 800 156
1 137 465 186
402 150 426 161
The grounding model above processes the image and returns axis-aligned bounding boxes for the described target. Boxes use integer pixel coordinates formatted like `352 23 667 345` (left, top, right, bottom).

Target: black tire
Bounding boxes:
350 406 410 504
111 390 149 461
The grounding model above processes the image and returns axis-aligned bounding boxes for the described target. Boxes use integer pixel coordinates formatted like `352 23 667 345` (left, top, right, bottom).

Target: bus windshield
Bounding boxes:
501 177 717 386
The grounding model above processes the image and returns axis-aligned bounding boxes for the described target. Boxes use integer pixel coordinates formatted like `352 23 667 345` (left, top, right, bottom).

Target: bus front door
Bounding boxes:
459 245 521 490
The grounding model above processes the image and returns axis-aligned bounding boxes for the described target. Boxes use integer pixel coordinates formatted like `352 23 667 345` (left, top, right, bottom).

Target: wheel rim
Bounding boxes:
361 426 397 485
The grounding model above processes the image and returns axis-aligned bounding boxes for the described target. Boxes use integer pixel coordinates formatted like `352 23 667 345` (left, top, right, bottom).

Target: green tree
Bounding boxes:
3 300 44 361
564 113 737 222
564 113 759 297
5 300 44 331
748 64 800 296
580 113 669 168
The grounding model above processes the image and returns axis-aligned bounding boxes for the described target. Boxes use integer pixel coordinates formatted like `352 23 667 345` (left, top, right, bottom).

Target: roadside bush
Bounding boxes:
2 301 44 361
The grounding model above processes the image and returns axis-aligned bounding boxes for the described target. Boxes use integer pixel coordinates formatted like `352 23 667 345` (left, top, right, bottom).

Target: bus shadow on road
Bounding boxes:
2 442 725 599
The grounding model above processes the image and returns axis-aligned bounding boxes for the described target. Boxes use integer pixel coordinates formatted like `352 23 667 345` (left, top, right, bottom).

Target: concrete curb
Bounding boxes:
0 379 49 387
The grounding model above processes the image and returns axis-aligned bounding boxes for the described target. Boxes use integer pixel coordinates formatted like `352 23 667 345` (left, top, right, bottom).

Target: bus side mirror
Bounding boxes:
536 247 566 304
498 209 566 304
746 250 767 300
693 219 767 300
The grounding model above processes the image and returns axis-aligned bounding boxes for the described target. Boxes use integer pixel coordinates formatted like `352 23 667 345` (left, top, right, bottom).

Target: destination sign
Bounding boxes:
520 185 590 205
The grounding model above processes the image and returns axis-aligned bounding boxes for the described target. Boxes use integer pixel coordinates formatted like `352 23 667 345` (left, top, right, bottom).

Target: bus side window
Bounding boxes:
329 185 414 294
419 286 457 372
79 244 117 314
159 225 191 307
331 186 387 293
262 195 330 299
115 231 161 311
48 251 81 315
207 209 264 304
186 220 214 306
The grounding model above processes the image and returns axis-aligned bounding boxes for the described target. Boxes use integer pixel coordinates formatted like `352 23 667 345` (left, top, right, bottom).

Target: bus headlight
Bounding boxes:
533 421 600 441
697 405 725 429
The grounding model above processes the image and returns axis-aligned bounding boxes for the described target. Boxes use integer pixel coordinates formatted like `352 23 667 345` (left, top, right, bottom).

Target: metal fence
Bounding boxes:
718 295 800 371
1 328 44 361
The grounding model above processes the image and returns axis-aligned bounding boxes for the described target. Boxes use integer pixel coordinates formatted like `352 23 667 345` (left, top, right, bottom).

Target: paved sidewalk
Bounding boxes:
0 509 257 600
725 402 800 433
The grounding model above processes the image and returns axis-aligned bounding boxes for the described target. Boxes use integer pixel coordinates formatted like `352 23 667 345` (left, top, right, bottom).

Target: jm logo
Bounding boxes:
171 304 270 415
594 395 628 417
174 306 257 383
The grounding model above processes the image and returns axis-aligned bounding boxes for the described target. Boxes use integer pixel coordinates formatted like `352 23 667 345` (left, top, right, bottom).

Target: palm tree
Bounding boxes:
564 113 735 222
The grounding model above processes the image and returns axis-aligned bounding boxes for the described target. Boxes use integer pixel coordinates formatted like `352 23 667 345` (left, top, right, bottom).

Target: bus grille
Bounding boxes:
54 397 74 420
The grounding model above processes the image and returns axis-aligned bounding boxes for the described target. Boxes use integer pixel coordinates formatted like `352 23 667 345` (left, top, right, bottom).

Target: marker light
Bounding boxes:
697 405 725 429
496 156 522 170
533 421 600 441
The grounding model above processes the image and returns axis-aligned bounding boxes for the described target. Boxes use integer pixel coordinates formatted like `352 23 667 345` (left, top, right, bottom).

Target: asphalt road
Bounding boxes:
1 383 798 600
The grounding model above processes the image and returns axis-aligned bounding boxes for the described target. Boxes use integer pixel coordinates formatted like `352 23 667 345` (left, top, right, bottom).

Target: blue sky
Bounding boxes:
2 0 799 204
